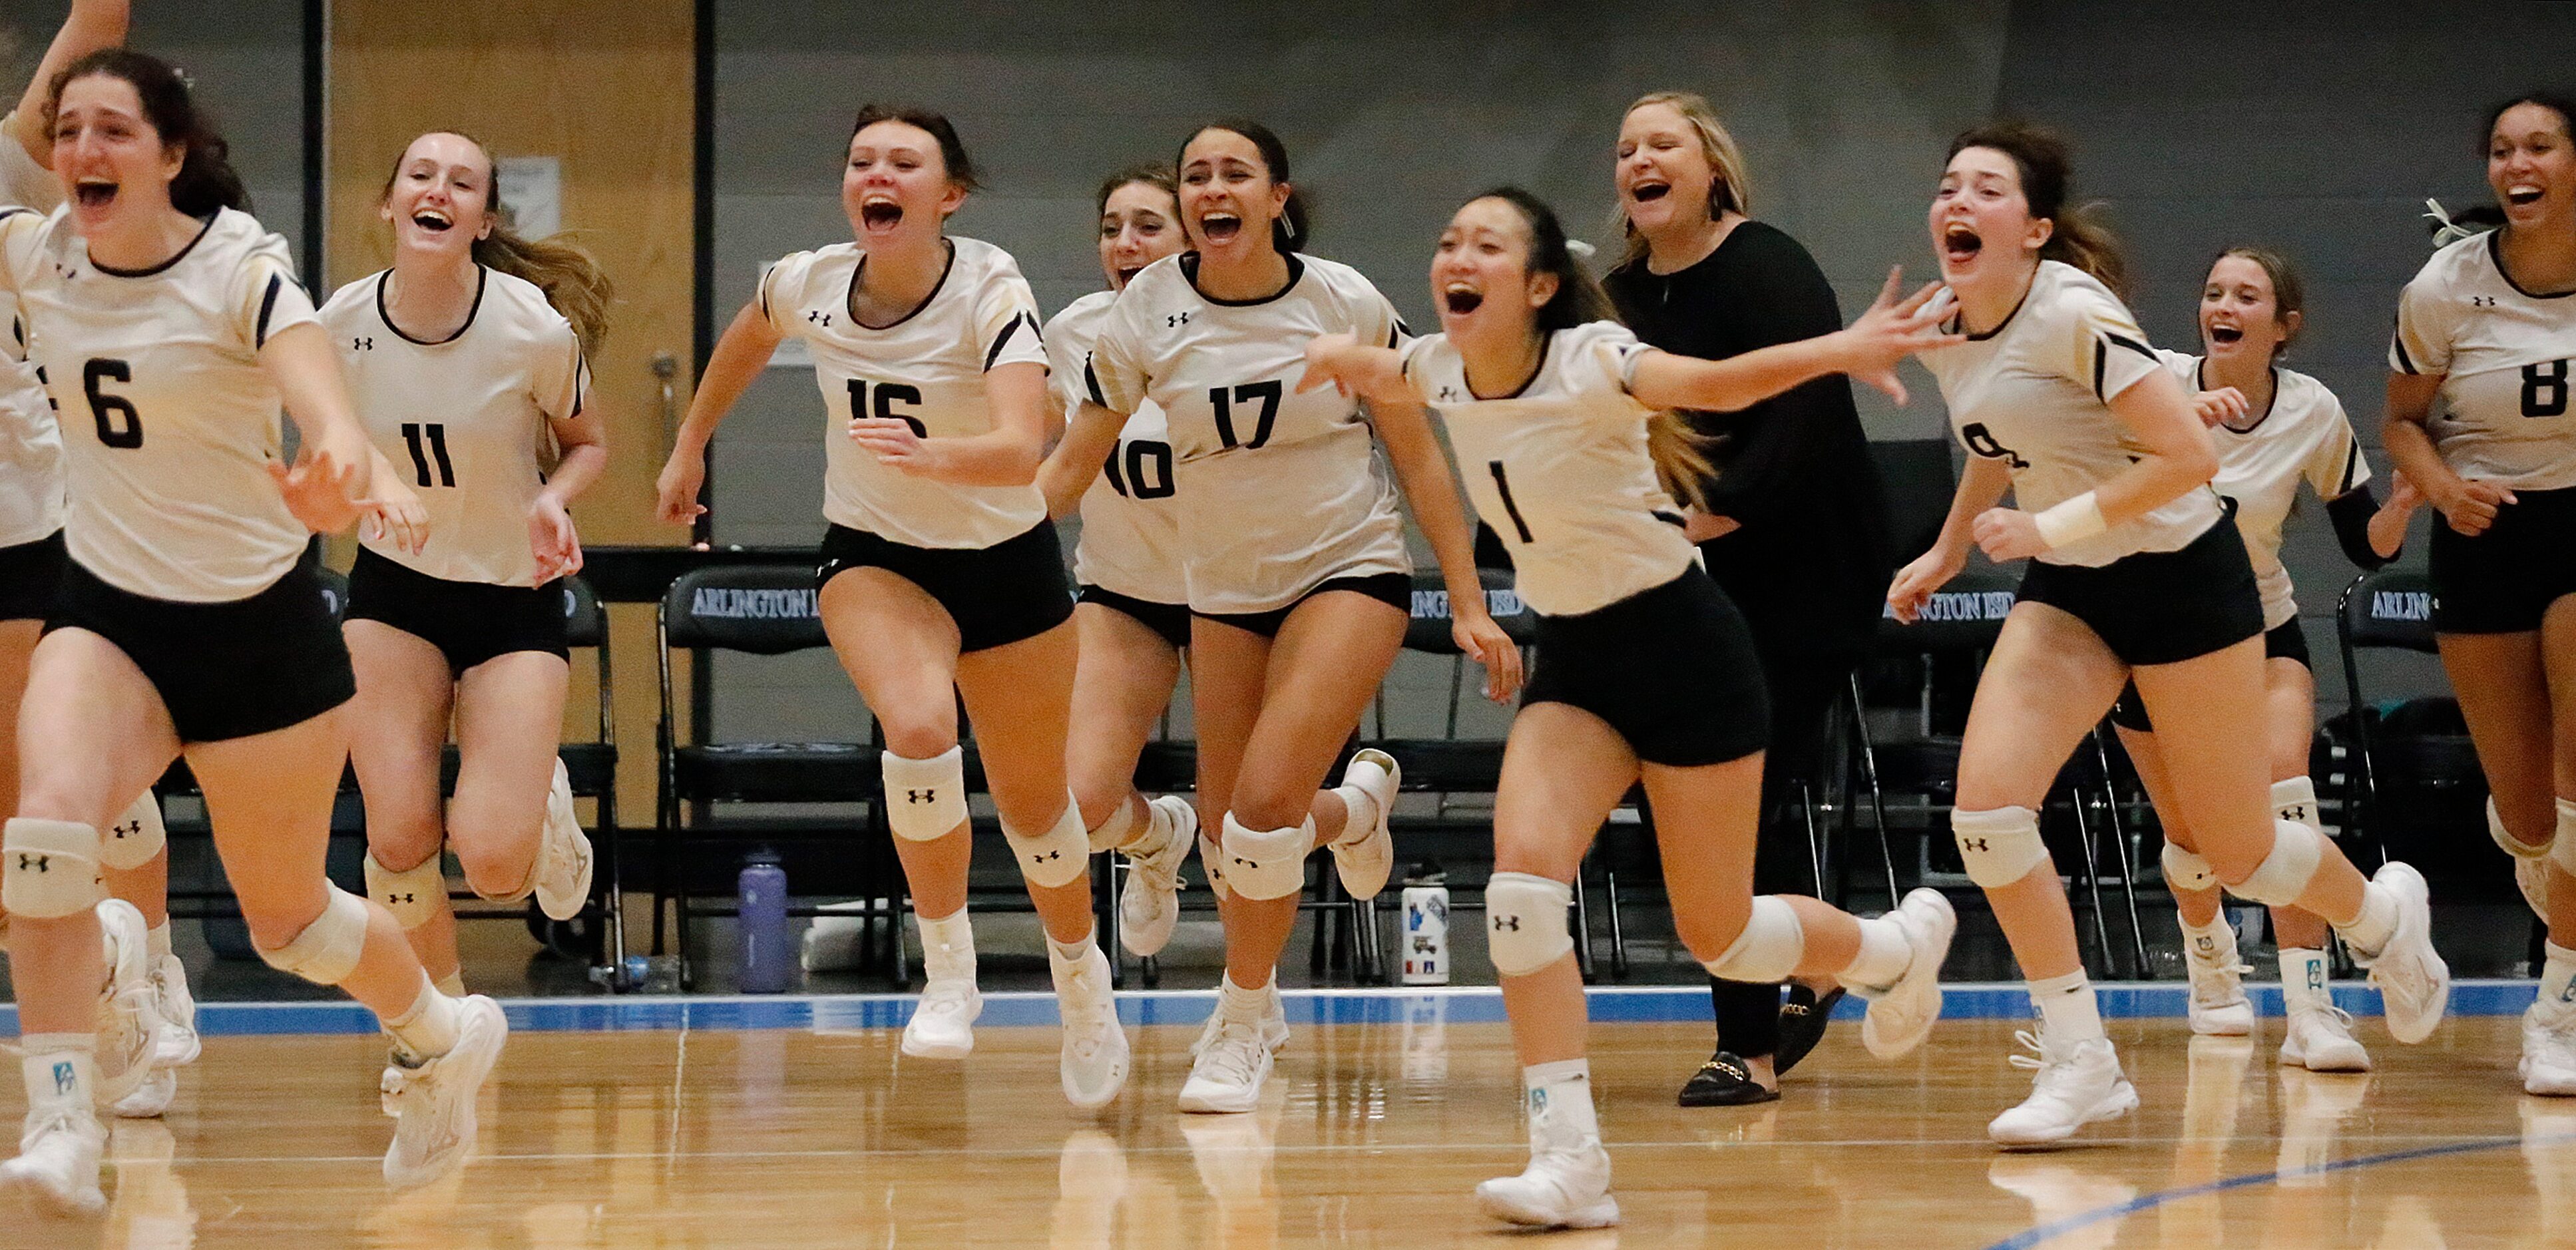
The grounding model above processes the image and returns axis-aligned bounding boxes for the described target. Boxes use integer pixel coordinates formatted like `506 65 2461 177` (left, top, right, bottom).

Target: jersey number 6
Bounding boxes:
848 379 928 437
83 358 142 449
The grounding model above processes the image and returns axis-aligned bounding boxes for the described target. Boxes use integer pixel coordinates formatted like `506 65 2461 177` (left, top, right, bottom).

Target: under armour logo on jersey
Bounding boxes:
353 336 374 351
1438 386 1462 402
809 310 833 327
1492 915 1520 933
2472 296 2498 308
1166 312 1192 328
906 788 937 805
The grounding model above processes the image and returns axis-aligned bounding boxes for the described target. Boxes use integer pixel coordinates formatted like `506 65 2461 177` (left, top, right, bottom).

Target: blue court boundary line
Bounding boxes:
1980 1131 2573 1249
0 979 2544 1038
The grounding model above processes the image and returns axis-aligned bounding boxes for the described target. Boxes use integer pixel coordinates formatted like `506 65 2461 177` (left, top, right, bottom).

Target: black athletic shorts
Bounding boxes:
1191 571 1412 640
345 547 570 676
1079 584 1191 651
0 529 67 622
2108 619 2310 732
1524 566 1770 768
2016 517 2264 668
817 521 1074 654
2430 485 2576 634
45 552 355 743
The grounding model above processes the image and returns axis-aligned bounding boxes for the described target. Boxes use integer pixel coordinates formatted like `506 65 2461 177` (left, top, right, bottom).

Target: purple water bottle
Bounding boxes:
738 851 791 994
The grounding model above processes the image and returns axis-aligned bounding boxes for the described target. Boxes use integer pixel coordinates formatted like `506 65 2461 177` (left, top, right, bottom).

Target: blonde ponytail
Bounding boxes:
1647 411 1719 510
474 226 612 357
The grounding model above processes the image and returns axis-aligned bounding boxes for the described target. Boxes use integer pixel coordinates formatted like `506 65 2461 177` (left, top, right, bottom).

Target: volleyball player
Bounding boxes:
325 130 608 996
2111 247 2420 1072
1600 89 1896 1106
1 51 500 1211
1890 122 2447 1146
1058 119 1516 1112
654 105 1130 1107
1035 164 1197 958
2384 93 2576 1095
1300 187 1957 1229
0 0 200 1124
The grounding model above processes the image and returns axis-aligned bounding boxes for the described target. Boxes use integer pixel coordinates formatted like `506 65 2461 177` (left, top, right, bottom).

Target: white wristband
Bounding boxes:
2032 491 2107 550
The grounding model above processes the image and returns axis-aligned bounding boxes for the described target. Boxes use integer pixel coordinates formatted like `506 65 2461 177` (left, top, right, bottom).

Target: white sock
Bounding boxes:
2180 913 2235 966
383 976 462 1064
2340 881 2400 956
1138 796 1181 857
144 921 173 964
1522 1058 1600 1151
2279 947 2330 1016
2541 942 2576 1018
1219 970 1273 1020
2029 969 2105 1044
1047 929 1099 967
1330 785 1381 849
1838 915 1911 990
1087 795 1138 855
917 909 976 984
19 1035 95 1120
434 970 468 998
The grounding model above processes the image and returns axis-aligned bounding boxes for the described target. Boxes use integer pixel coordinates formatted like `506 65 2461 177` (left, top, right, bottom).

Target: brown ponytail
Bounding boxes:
1948 121 2129 299
382 132 614 355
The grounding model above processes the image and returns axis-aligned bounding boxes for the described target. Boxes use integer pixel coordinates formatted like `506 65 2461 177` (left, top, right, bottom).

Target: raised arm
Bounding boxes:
656 298 782 525
1623 269 1959 413
12 0 128 166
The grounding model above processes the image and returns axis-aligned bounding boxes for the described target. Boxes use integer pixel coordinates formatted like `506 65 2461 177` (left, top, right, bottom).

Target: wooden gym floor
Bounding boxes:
3 994 2567 1247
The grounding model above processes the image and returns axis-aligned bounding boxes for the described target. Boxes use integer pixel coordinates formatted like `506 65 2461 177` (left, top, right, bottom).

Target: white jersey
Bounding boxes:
1920 260 2226 567
1047 290 1185 604
2390 229 2576 490
1085 252 1410 614
1401 321 1697 616
761 235 1050 549
0 114 65 548
323 267 589 587
0 206 318 602
2161 351 2372 630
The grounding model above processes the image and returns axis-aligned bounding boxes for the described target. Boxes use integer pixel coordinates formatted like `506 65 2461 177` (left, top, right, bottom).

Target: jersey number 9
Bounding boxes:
83 359 142 449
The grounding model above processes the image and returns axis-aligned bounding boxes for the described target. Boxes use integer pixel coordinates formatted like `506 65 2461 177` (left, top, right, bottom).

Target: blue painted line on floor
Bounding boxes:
1979 1132 2568 1249
0 980 2544 1038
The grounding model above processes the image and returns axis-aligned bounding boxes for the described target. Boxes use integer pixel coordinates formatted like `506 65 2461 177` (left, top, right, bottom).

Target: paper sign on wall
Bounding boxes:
495 156 562 239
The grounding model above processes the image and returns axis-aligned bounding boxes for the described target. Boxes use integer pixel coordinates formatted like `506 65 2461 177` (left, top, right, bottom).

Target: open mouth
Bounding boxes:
74 178 116 210
2507 184 2545 207
1198 212 1242 245
1442 284 1484 315
1628 179 1670 204
1942 223 1983 263
2209 323 2243 345
860 198 904 230
411 209 453 234
1116 265 1145 284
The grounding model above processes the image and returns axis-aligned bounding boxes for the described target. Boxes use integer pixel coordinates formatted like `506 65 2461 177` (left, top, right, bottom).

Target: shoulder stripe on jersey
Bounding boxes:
2390 313 2417 375
571 343 588 417
1388 319 1408 349
984 310 1033 371
2336 437 2362 497
0 208 31 226
2102 331 2155 361
1084 354 1106 407
2091 338 2107 401
255 273 284 349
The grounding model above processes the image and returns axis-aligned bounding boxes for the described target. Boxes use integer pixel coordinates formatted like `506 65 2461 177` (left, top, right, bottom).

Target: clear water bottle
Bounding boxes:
738 851 791 994
1402 863 1450 986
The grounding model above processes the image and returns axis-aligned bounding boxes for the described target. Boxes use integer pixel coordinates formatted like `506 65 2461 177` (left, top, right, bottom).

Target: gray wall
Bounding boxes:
2 2 310 270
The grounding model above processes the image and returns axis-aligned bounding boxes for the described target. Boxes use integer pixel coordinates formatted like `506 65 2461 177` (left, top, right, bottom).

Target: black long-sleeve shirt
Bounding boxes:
1604 221 1892 662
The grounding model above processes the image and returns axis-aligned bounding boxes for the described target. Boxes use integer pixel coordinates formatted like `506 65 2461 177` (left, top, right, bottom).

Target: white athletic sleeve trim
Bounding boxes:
758 250 816 339
531 321 588 421
1083 295 1148 415
0 208 41 296
2057 287 2161 403
0 116 60 214
236 250 319 353
972 269 1046 374
2303 390 2371 501
2389 265 2455 376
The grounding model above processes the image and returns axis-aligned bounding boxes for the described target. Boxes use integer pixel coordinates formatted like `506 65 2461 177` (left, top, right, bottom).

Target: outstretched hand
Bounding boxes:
1838 268 1962 405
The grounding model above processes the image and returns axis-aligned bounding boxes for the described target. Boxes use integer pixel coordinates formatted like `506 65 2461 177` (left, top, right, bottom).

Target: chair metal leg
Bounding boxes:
2087 730 2151 977
1849 675 1901 901
2065 791 2117 976
1571 869 1596 982
1604 867 1628 980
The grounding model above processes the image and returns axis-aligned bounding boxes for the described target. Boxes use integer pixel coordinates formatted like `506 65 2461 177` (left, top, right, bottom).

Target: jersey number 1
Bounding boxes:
400 423 456 488
2523 360 2569 417
83 359 142 449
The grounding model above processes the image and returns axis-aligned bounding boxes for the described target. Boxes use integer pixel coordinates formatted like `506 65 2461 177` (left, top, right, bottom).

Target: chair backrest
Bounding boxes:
2339 568 2437 655
1869 438 1958 561
662 565 829 655
1875 568 2019 656
560 576 606 649
1402 568 1536 654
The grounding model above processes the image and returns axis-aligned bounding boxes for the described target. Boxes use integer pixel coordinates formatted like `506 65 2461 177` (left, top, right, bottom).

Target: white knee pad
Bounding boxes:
1483 872 1574 977
2160 841 2216 893
365 851 447 932
882 747 969 843
1218 813 1313 902
2230 819 2325 907
2551 798 2576 879
2270 777 2321 833
1952 806 2048 889
253 886 372 986
1703 895 1807 984
2493 797 2548 861
98 792 166 871
1002 795 1090 890
3 818 105 919
1197 830 1230 901
1084 795 1137 855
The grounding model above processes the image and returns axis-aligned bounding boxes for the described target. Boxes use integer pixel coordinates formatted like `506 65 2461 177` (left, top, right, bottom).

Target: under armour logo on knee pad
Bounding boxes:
112 821 138 839
1031 850 1061 865
1962 837 1988 853
1492 916 1519 932
907 789 936 804
387 892 415 905
17 853 46 873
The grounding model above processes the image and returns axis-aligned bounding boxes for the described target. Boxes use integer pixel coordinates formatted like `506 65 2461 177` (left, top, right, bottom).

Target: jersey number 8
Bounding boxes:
2523 360 2569 418
84 359 142 449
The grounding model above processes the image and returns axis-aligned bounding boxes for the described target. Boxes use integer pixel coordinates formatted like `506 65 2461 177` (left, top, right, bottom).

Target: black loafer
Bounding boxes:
1775 984 1847 1076
1677 1050 1779 1106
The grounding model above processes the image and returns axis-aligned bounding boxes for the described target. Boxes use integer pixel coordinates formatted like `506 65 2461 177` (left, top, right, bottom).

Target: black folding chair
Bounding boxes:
2335 570 2486 886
